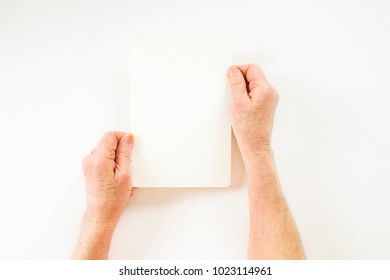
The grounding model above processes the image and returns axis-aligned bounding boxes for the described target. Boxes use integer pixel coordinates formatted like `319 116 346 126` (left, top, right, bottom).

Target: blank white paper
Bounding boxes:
130 39 231 187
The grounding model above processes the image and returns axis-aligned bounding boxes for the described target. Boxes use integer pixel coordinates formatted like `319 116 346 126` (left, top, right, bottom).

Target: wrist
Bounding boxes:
241 147 282 196
241 146 274 171
82 208 119 231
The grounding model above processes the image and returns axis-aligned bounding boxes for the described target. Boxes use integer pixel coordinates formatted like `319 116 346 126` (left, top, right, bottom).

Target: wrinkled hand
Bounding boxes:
227 64 279 161
227 65 306 260
82 131 134 225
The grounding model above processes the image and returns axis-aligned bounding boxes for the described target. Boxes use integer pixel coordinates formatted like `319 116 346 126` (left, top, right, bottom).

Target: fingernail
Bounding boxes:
227 66 237 78
125 134 134 146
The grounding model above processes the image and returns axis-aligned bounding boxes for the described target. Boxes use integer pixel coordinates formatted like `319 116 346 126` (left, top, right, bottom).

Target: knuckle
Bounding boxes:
230 80 246 93
94 158 107 171
117 150 130 160
104 149 116 160
89 156 103 172
262 85 279 103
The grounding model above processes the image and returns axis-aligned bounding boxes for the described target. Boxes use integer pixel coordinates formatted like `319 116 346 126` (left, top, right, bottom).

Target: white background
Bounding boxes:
1 0 389 259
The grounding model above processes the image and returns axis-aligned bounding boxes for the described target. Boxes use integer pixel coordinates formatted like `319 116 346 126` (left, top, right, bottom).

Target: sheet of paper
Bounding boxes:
130 39 231 187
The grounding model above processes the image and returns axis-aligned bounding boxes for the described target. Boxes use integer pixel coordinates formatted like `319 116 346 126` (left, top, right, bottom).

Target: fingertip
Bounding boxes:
227 64 247 97
115 133 134 172
227 65 238 79
126 133 134 142
123 133 134 149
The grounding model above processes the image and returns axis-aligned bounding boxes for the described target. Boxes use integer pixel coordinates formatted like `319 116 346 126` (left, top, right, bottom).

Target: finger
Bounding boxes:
95 131 125 161
115 133 134 175
227 65 250 104
236 64 270 92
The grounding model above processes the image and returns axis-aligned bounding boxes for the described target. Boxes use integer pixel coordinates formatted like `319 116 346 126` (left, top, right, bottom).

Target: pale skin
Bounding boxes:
227 64 305 259
71 132 135 259
72 64 305 259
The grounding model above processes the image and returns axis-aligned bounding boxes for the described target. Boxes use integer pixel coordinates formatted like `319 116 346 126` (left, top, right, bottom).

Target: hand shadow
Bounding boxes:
124 131 245 208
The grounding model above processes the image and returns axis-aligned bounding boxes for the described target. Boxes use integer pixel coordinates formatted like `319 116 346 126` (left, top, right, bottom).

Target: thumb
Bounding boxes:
227 65 249 104
115 133 134 175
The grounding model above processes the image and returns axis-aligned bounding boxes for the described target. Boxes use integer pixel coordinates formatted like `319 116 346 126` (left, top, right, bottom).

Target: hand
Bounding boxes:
82 131 134 225
72 131 134 259
227 65 305 259
227 64 279 162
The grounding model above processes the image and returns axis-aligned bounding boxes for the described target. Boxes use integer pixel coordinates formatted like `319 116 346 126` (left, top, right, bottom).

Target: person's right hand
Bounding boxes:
227 64 279 162
227 65 306 260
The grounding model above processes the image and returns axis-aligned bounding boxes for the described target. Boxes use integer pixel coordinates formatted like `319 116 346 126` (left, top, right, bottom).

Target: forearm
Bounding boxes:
71 211 117 260
244 148 306 260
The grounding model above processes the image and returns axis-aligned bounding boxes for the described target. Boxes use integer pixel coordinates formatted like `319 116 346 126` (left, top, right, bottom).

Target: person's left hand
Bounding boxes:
82 131 134 225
